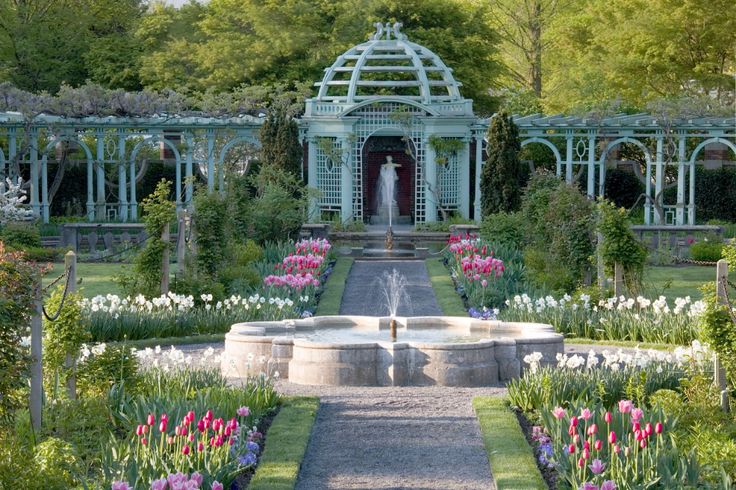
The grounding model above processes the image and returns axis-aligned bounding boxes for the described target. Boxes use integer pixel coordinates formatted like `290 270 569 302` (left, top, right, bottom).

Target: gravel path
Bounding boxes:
276 383 503 490
339 260 443 317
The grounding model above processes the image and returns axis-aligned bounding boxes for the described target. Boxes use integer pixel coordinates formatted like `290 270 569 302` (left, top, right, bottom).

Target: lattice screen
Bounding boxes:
438 148 459 211
316 137 341 214
350 102 427 222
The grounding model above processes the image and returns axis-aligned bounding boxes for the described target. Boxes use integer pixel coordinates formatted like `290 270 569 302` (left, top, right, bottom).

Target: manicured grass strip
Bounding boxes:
315 257 353 316
425 257 467 316
472 396 546 490
642 264 712 300
113 333 226 349
44 262 126 298
249 397 319 490
565 337 680 351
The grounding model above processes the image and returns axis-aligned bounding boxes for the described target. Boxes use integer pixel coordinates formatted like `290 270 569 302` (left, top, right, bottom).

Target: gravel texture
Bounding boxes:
276 383 503 490
339 260 443 317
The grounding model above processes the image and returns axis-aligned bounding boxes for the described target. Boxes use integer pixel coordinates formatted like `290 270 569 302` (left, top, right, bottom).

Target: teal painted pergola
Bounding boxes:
508 114 736 225
0 22 734 225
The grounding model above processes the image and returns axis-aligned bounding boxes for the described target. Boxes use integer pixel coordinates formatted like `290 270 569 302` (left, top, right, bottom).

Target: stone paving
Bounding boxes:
339 260 443 317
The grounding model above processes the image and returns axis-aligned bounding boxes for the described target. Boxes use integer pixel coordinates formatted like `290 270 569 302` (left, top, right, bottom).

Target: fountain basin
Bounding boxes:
221 316 563 386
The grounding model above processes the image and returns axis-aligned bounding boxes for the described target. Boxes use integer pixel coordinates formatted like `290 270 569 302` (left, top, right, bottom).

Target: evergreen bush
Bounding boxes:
480 111 523 217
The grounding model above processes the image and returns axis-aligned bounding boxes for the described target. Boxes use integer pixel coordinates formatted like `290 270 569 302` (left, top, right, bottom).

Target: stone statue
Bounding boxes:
376 156 401 225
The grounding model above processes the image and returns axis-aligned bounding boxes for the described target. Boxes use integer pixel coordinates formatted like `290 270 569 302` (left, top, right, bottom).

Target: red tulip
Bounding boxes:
187 410 195 423
655 422 663 434
159 421 167 433
594 439 602 451
205 410 213 421
182 445 190 455
141 437 148 446
583 441 590 451
570 416 579 427
632 421 640 433
136 424 144 436
569 443 576 454
587 424 598 436
577 457 585 468
198 442 204 452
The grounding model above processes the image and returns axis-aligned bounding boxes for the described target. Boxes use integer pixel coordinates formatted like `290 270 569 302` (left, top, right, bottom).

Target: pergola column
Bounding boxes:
586 131 596 198
676 132 686 225
206 129 216 192
29 129 41 218
95 129 106 221
338 137 353 223
8 128 16 180
184 132 194 206
117 130 128 222
40 154 49 223
307 137 318 222
653 133 664 224
129 149 137 221
565 131 573 183
688 154 696 225
473 130 483 222
424 135 438 222
459 136 471 219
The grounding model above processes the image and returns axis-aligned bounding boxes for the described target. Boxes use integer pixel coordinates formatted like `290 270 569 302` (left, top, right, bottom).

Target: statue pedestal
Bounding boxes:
373 203 400 225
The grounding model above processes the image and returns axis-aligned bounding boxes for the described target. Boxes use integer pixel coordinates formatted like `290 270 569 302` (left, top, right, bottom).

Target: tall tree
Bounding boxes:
259 108 303 178
488 0 570 98
481 111 523 217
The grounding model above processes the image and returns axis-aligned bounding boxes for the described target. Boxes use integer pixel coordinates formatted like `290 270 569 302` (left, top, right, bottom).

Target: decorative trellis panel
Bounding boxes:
438 149 459 210
316 137 341 214
350 102 426 222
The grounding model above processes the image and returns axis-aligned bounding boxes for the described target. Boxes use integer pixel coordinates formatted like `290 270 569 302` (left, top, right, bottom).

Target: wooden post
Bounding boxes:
64 251 77 400
161 223 170 294
596 232 605 289
31 273 43 432
715 259 730 412
614 262 624 297
177 211 186 275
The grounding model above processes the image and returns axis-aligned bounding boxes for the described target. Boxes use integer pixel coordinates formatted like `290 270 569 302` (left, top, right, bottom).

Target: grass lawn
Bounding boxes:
642 264 715 300
43 261 126 298
425 257 467 316
249 397 319 490
472 397 546 490
315 257 353 316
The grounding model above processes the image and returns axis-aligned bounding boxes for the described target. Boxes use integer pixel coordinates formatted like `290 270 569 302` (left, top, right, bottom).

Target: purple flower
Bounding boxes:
580 483 598 490
112 482 132 490
150 478 167 490
246 441 260 454
600 481 617 490
589 459 606 475
238 451 258 466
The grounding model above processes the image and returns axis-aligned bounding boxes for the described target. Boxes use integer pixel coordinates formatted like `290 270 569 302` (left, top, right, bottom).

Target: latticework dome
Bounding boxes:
315 22 463 105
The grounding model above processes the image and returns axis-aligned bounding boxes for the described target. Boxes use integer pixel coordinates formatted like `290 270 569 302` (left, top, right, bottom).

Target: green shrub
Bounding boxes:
597 199 648 293
699 290 736 387
0 434 37 489
690 240 724 262
193 189 229 278
43 288 89 395
480 211 525 248
0 222 41 247
77 343 141 397
34 437 83 489
721 241 736 271
694 167 736 222
7 244 60 262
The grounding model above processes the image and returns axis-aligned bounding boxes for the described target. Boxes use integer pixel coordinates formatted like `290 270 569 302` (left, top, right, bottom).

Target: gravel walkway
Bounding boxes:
276 383 503 490
339 260 443 317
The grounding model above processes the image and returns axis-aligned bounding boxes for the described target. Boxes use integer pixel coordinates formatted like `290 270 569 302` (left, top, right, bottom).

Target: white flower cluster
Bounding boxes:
0 177 34 225
80 291 303 316
507 293 705 318
134 344 222 371
523 340 712 374
78 342 107 363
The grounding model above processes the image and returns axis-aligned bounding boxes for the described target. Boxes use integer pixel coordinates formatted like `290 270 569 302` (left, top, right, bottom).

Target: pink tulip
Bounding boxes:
181 426 188 436
167 436 174 445
237 406 250 417
604 411 612 424
159 420 167 433
175 426 181 436
187 410 196 422
631 407 643 423
198 442 205 452
640 439 647 449
589 458 606 475
198 420 206 432
618 400 633 414
609 431 616 444
583 448 590 460
182 445 190 455
136 425 144 436
212 482 224 490
581 483 598 490
147 413 155 426
151 478 167 490
141 437 147 446
600 481 617 490
583 440 590 451
655 422 663 434
594 439 602 451
188 433 194 442
580 408 592 420
190 472 203 486
552 406 566 419
205 409 214 421
613 444 621 455
632 421 641 433
645 423 653 436
577 457 585 468
112 481 132 490
587 423 598 435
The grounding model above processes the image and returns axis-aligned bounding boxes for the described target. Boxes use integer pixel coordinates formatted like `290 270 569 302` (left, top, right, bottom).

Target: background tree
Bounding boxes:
481 111 523 217
259 108 303 177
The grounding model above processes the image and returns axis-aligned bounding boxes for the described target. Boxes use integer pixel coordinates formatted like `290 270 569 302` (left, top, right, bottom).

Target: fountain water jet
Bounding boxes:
378 269 410 341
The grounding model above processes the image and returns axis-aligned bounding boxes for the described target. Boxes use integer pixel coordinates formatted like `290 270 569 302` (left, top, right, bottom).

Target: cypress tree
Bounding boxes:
481 111 523 217
259 108 303 177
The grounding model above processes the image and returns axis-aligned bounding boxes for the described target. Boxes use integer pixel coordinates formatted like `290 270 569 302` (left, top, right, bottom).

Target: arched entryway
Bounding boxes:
362 136 415 224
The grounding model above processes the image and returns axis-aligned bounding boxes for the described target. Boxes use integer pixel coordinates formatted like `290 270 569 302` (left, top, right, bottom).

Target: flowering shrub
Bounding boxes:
538 402 699 489
82 292 308 341
508 342 711 412
501 293 704 345
0 177 33 225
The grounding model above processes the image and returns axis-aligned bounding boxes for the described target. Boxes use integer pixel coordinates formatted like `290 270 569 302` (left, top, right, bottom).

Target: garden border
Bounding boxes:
314 257 353 316
425 257 467 316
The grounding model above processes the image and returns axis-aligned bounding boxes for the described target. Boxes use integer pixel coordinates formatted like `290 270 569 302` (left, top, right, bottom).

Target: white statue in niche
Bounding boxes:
376 156 401 225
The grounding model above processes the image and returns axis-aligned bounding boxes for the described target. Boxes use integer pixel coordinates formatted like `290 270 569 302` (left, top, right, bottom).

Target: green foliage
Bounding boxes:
723 242 736 271
245 165 308 244
521 172 595 292
119 180 175 297
689 240 724 262
193 189 229 278
480 211 525 248
604 168 645 209
481 111 523 217
428 135 464 166
597 199 648 292
0 434 37 488
0 222 40 248
260 107 303 176
77 344 141 398
0 244 35 426
34 437 83 489
698 291 736 387
43 289 89 374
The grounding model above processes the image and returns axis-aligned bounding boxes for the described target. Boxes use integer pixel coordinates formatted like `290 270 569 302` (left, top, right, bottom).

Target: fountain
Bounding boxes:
379 269 410 342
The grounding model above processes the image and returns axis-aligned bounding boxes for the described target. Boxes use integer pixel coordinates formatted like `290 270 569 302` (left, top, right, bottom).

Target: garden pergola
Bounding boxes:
509 113 736 225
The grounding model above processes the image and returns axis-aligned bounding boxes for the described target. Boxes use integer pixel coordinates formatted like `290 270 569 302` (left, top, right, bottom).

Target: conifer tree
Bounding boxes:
481 111 522 217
